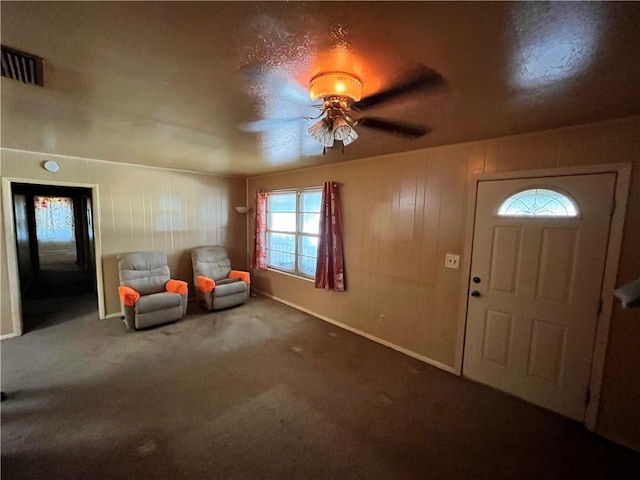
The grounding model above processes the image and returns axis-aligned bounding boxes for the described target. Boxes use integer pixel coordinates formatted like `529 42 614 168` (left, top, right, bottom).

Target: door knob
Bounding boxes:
470 290 481 297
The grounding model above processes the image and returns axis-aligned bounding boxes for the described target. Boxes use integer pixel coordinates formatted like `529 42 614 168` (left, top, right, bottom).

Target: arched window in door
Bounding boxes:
497 188 579 217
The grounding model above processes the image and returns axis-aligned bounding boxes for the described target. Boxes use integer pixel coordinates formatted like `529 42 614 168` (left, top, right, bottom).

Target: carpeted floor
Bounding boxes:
2 283 639 479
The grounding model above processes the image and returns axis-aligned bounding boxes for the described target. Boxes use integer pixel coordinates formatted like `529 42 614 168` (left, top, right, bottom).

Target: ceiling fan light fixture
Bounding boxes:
340 126 358 146
308 118 335 147
333 116 355 142
336 122 358 147
309 72 363 102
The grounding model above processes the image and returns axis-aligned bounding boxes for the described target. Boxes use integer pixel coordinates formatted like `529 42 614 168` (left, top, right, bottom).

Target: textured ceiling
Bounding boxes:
1 1 639 176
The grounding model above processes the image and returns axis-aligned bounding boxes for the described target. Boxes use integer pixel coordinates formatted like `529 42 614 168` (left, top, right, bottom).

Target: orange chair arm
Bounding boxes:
166 279 188 295
118 286 140 307
229 270 250 284
196 275 216 293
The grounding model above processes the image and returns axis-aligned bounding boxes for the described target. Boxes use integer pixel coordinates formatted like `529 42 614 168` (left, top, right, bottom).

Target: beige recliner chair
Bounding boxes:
191 246 250 311
117 251 188 329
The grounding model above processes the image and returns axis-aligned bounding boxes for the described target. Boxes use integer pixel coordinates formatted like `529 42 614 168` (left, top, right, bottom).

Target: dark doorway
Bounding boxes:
11 183 97 332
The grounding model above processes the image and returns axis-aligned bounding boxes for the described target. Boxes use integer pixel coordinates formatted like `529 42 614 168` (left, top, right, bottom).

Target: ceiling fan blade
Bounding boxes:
350 65 446 112
356 117 429 138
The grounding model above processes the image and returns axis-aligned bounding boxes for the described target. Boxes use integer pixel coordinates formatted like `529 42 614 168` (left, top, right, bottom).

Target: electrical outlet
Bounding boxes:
445 254 460 269
379 314 386 324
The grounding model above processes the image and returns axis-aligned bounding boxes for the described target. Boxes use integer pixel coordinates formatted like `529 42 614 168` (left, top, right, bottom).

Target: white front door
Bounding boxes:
463 173 616 420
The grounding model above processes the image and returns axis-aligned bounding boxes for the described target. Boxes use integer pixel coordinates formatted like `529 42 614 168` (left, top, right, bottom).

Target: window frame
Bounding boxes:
265 187 322 280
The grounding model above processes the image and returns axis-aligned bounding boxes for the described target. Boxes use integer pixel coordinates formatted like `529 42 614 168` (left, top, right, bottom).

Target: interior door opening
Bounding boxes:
11 183 97 333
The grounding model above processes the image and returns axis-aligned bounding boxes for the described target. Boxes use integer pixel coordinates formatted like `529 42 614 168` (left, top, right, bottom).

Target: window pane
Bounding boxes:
298 255 317 278
268 212 296 232
268 193 296 213
299 212 320 234
300 191 322 213
34 196 75 241
268 251 296 272
298 235 319 257
267 232 295 253
265 187 323 279
497 188 579 217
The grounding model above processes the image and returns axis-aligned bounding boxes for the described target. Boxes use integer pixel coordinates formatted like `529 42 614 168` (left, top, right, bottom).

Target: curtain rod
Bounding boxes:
265 185 323 194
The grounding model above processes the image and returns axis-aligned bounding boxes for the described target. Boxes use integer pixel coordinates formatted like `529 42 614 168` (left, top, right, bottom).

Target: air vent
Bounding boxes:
1 45 43 86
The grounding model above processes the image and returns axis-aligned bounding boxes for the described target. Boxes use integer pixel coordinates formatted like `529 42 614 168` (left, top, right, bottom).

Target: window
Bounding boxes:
266 189 322 278
34 196 75 241
497 188 579 217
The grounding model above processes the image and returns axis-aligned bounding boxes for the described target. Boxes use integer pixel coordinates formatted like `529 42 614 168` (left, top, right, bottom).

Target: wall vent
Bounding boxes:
1 45 44 86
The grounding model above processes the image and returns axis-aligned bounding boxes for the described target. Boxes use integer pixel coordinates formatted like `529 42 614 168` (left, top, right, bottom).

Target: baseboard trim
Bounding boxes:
1 332 20 340
254 289 457 375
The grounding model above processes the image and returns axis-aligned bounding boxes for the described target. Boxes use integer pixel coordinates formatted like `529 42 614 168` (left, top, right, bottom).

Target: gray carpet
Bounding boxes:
2 293 639 479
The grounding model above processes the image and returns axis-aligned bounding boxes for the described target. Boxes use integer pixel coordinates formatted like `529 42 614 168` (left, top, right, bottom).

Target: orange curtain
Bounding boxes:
251 190 267 270
315 181 345 291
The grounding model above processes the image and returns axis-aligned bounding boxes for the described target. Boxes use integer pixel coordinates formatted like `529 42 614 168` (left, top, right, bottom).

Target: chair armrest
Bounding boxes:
166 279 188 295
196 275 216 293
229 270 250 284
118 286 140 307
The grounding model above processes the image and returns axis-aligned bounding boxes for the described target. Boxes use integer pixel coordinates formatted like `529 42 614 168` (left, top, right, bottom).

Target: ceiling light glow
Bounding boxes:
309 72 362 102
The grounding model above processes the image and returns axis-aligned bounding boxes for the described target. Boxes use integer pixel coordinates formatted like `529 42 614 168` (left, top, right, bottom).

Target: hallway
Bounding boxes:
21 262 98 333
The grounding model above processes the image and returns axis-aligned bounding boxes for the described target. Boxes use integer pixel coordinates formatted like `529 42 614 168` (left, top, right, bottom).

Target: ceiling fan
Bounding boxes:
306 65 446 151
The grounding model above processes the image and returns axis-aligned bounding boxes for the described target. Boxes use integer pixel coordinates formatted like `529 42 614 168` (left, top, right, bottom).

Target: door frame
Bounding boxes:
454 163 631 429
1 177 105 337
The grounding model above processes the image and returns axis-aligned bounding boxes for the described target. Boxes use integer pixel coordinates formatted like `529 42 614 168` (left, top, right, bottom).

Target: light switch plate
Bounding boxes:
445 254 460 269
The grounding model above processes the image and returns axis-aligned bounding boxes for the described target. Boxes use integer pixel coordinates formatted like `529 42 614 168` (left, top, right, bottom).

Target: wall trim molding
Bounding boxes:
1 147 245 180
2 178 25 336
456 162 632 431
0 332 20 340
253 288 458 375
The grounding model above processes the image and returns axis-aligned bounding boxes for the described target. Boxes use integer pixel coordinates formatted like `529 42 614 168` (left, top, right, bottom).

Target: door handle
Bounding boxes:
470 290 481 298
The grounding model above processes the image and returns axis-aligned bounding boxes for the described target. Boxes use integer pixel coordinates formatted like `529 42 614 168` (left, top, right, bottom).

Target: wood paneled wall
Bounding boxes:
1 116 638 450
247 116 640 450
1 149 247 331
